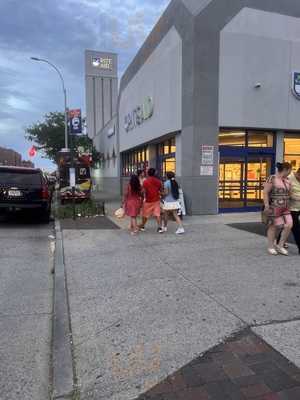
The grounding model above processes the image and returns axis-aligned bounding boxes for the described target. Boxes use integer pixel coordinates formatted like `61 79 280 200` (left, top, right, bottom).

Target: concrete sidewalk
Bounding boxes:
62 213 300 400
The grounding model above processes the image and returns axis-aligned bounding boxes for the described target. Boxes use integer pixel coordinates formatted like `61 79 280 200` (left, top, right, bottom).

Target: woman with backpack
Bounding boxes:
161 171 185 234
123 174 143 235
263 162 293 255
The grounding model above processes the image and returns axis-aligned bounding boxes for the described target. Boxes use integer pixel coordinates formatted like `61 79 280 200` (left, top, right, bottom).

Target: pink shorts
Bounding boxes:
142 201 161 218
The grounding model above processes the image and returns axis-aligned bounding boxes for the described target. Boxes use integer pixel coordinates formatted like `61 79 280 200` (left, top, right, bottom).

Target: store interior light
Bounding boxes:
219 132 245 137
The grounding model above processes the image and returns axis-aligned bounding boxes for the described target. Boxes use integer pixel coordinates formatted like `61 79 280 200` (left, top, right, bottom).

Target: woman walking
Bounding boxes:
289 168 300 255
162 172 184 234
263 162 293 255
123 174 143 235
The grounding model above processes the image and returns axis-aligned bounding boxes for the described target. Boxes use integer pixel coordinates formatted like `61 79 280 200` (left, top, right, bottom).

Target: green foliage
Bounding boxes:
53 199 105 219
25 111 98 163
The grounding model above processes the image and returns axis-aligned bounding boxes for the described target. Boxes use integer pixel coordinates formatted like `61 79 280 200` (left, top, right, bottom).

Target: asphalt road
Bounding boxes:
0 213 54 400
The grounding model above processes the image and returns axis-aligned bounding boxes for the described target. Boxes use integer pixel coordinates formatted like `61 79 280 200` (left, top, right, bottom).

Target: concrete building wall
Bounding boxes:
85 50 118 139
119 27 182 152
92 115 120 197
219 8 300 130
0 147 22 166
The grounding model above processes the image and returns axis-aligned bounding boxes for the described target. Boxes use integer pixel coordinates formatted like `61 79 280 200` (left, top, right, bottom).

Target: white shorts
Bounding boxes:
162 201 181 211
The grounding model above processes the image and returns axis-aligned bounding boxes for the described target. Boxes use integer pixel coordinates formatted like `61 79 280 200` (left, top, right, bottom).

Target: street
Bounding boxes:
0 214 54 400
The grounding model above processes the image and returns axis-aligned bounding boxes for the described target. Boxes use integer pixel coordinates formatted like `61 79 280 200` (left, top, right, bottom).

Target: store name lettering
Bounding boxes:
124 97 154 132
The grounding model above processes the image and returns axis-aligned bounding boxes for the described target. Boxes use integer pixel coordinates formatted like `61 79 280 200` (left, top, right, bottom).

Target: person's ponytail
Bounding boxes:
166 172 179 200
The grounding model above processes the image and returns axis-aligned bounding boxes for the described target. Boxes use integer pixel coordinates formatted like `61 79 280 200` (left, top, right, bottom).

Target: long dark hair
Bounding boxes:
166 171 179 200
130 174 141 194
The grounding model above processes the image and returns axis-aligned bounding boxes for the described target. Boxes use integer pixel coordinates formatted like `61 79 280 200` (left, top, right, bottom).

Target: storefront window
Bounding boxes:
121 146 148 177
157 137 176 177
284 137 300 171
219 131 246 146
248 131 273 147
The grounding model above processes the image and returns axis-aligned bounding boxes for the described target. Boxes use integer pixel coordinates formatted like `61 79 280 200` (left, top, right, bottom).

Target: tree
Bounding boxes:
25 111 97 163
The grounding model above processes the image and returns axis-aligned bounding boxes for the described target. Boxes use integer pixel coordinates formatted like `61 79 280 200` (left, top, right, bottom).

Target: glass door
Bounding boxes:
246 156 272 207
219 154 273 211
219 156 246 209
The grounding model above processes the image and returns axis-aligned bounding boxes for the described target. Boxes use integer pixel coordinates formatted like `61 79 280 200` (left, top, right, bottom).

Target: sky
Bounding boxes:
0 0 170 171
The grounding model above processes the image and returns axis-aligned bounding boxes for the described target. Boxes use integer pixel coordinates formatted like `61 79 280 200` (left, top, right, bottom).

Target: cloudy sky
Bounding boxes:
0 0 170 170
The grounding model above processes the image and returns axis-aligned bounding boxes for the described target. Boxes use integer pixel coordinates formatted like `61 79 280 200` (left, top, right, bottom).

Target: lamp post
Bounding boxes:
30 57 69 150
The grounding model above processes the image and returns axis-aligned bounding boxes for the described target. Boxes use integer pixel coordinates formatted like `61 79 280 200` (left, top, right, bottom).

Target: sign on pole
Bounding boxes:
69 109 82 135
28 146 37 158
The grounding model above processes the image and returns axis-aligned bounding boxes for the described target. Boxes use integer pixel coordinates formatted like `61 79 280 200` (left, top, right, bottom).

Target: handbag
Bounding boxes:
114 207 125 219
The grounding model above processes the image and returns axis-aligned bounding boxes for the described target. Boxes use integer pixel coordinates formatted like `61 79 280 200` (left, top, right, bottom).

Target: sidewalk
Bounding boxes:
62 207 300 400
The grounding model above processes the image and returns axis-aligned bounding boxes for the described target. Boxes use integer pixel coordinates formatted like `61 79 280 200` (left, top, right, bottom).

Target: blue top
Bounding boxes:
164 180 176 202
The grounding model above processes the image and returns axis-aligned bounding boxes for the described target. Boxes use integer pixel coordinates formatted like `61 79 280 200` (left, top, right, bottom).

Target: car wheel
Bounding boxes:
40 208 51 224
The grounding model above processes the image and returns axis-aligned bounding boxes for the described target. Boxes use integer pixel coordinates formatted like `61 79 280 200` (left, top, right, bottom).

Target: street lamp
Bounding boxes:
30 57 69 150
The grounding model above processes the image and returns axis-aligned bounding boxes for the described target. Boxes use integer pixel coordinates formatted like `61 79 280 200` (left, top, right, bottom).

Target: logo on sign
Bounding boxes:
69 109 82 135
292 72 300 100
124 97 154 133
92 57 113 70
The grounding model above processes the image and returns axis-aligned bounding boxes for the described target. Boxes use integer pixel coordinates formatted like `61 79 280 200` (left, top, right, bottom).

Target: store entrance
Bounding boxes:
219 155 273 210
219 130 275 212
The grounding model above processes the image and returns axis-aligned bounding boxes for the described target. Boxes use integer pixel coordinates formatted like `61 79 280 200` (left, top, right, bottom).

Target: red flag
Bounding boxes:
29 146 37 158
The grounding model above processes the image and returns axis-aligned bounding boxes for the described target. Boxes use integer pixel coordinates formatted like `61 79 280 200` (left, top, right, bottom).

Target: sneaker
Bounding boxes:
139 226 145 232
162 226 168 232
268 248 278 256
175 227 185 235
157 227 164 233
276 246 289 256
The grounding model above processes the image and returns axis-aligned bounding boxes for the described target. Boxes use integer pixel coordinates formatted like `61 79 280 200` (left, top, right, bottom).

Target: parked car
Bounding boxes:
0 166 52 223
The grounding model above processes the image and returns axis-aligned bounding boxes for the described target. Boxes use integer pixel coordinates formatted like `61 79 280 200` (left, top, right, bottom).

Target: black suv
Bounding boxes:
0 166 52 223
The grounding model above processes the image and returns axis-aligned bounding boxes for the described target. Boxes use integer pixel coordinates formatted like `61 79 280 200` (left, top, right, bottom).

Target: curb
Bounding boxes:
52 219 75 399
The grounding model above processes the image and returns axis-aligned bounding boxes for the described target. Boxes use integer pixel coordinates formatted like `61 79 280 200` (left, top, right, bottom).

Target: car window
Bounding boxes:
0 170 42 185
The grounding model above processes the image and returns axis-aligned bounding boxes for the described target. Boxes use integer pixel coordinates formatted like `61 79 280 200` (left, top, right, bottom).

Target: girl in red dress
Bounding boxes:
124 175 143 235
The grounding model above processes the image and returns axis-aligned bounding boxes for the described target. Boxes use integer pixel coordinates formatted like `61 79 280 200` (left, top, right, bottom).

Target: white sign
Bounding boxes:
200 165 214 176
69 168 76 188
201 145 214 165
92 57 113 70
124 96 154 132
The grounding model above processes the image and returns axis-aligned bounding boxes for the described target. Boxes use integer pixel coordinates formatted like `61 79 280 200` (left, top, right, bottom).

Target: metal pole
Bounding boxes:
64 88 68 149
30 57 69 150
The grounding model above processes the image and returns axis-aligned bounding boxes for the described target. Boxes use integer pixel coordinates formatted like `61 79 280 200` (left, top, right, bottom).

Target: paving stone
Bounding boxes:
240 383 271 398
176 387 210 400
223 360 255 379
277 386 300 399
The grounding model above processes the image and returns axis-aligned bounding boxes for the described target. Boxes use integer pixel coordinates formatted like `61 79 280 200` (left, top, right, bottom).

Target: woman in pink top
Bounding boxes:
123 174 143 235
263 162 293 256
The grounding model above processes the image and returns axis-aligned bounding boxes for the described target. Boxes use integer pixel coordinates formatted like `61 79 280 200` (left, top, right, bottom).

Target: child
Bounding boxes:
124 174 143 235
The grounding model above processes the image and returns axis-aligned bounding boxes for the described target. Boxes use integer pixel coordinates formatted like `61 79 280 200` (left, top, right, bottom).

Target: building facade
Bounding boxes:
86 0 300 214
0 147 22 166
